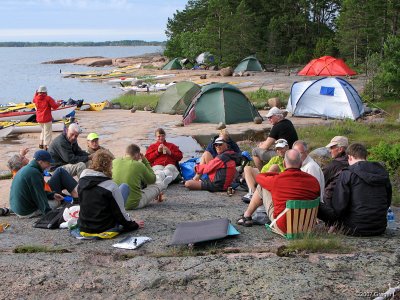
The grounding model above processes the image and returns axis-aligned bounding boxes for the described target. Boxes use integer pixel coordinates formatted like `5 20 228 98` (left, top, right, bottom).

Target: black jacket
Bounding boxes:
323 153 349 205
78 169 139 233
332 161 392 236
48 133 89 168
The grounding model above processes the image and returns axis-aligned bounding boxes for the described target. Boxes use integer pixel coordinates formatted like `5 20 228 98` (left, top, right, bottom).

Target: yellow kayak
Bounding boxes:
89 102 106 111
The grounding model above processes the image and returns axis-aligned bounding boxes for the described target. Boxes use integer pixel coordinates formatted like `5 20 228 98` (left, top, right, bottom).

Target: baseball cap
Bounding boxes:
213 137 226 145
266 107 284 118
275 139 288 148
33 150 54 163
326 136 349 148
87 132 99 141
37 86 47 93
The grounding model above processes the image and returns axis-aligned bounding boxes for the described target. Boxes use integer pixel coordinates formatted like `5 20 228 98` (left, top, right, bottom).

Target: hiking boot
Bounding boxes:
241 192 253 204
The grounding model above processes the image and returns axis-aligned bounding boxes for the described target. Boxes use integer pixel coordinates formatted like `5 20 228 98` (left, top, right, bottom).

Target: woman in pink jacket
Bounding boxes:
32 85 60 150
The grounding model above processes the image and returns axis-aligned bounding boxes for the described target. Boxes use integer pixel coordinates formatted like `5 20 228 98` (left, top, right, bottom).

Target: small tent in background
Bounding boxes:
196 52 215 65
298 56 357 76
286 77 364 120
234 55 263 73
183 83 261 125
155 81 201 114
162 58 183 70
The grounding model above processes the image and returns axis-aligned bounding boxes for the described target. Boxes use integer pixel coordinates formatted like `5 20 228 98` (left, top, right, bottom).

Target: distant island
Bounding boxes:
0 40 166 47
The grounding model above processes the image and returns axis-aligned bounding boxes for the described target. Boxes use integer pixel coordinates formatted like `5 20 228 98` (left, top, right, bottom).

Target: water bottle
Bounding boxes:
387 207 395 230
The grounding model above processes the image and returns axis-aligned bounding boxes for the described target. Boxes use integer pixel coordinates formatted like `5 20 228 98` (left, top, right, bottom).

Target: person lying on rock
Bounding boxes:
185 137 240 192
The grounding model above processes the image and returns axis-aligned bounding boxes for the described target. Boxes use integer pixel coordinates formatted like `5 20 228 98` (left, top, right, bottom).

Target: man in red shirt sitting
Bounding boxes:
145 128 183 186
237 149 320 232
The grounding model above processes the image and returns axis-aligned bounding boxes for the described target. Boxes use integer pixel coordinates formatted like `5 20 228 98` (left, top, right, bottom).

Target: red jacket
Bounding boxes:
33 93 60 123
145 140 183 167
195 150 237 191
256 168 320 233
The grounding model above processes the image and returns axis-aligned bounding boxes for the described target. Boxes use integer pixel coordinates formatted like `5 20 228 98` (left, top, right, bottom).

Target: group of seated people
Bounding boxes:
2 107 393 238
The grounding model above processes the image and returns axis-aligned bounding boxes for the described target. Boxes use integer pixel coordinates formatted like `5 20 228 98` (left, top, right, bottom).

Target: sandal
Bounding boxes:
236 215 253 227
0 208 10 216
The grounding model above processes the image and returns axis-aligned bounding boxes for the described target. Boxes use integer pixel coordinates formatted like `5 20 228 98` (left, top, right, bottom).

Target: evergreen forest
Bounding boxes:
164 0 400 99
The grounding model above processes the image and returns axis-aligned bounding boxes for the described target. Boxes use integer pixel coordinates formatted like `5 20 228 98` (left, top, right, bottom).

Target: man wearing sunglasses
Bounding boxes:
252 107 298 170
185 137 239 192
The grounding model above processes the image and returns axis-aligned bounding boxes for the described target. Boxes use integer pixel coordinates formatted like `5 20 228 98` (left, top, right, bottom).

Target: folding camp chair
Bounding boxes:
266 198 320 239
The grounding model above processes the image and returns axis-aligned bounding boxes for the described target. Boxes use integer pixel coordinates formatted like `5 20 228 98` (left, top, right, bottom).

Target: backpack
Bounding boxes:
34 203 71 229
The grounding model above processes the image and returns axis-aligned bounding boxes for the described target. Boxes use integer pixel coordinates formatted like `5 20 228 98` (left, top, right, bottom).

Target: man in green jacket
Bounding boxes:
10 150 64 218
112 144 167 210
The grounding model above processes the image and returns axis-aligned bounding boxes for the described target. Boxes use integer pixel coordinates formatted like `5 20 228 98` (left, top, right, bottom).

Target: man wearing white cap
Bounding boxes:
242 138 288 203
252 107 298 170
32 85 60 150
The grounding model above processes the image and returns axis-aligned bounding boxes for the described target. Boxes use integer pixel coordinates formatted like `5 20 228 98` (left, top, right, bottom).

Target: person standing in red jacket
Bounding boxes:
32 86 60 150
145 128 183 186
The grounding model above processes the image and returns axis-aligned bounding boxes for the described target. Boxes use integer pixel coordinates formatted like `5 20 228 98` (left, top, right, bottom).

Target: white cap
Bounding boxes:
275 138 288 148
266 107 284 118
37 86 47 93
213 137 227 145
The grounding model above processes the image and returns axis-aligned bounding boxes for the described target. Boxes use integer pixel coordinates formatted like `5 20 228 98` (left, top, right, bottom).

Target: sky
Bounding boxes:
0 0 188 42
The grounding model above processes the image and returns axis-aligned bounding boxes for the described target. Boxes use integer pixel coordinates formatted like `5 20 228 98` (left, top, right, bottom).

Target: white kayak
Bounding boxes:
0 121 65 138
51 105 76 120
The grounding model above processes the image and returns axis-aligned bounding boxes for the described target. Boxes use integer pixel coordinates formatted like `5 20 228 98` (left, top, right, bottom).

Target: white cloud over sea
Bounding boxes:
0 0 187 42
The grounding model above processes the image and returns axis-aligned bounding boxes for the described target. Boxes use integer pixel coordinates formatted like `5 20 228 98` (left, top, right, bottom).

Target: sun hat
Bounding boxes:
213 137 227 145
326 136 348 148
87 132 99 141
37 86 47 93
33 150 54 163
266 107 283 118
275 139 289 148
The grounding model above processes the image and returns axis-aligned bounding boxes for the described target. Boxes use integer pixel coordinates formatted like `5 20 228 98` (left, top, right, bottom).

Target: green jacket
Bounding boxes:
9 160 54 216
261 155 285 173
112 157 156 209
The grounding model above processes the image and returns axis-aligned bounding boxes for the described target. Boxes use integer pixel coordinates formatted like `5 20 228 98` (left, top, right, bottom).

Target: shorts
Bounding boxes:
252 148 276 163
201 178 224 192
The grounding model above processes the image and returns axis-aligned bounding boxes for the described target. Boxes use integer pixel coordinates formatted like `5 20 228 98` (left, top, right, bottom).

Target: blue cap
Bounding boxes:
33 150 54 163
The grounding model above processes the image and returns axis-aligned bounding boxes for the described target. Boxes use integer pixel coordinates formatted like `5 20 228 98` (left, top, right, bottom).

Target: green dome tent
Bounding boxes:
162 58 183 70
155 81 201 114
182 83 261 124
234 55 263 73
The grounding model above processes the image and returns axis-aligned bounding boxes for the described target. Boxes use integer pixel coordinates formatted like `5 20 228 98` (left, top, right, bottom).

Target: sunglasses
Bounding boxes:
214 144 224 147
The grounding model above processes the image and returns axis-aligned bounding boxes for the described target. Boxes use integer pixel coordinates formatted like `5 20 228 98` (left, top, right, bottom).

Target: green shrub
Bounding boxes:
369 142 400 176
245 89 289 109
111 93 160 110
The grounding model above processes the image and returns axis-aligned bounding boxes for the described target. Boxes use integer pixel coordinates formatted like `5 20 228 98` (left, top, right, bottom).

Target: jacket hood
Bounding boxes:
350 161 389 185
79 169 110 190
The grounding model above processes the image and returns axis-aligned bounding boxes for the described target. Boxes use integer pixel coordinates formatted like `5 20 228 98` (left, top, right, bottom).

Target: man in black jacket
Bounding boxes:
320 143 392 236
48 123 89 178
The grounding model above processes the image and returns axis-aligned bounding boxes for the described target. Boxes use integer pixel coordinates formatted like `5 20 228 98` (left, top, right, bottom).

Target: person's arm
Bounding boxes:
47 96 61 110
145 144 159 164
258 137 276 150
331 171 351 216
195 157 224 175
109 185 140 231
167 143 183 162
140 158 156 184
28 173 52 214
62 143 88 164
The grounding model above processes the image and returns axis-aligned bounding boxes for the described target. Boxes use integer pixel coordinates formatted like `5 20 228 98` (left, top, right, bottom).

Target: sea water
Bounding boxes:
0 46 163 105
